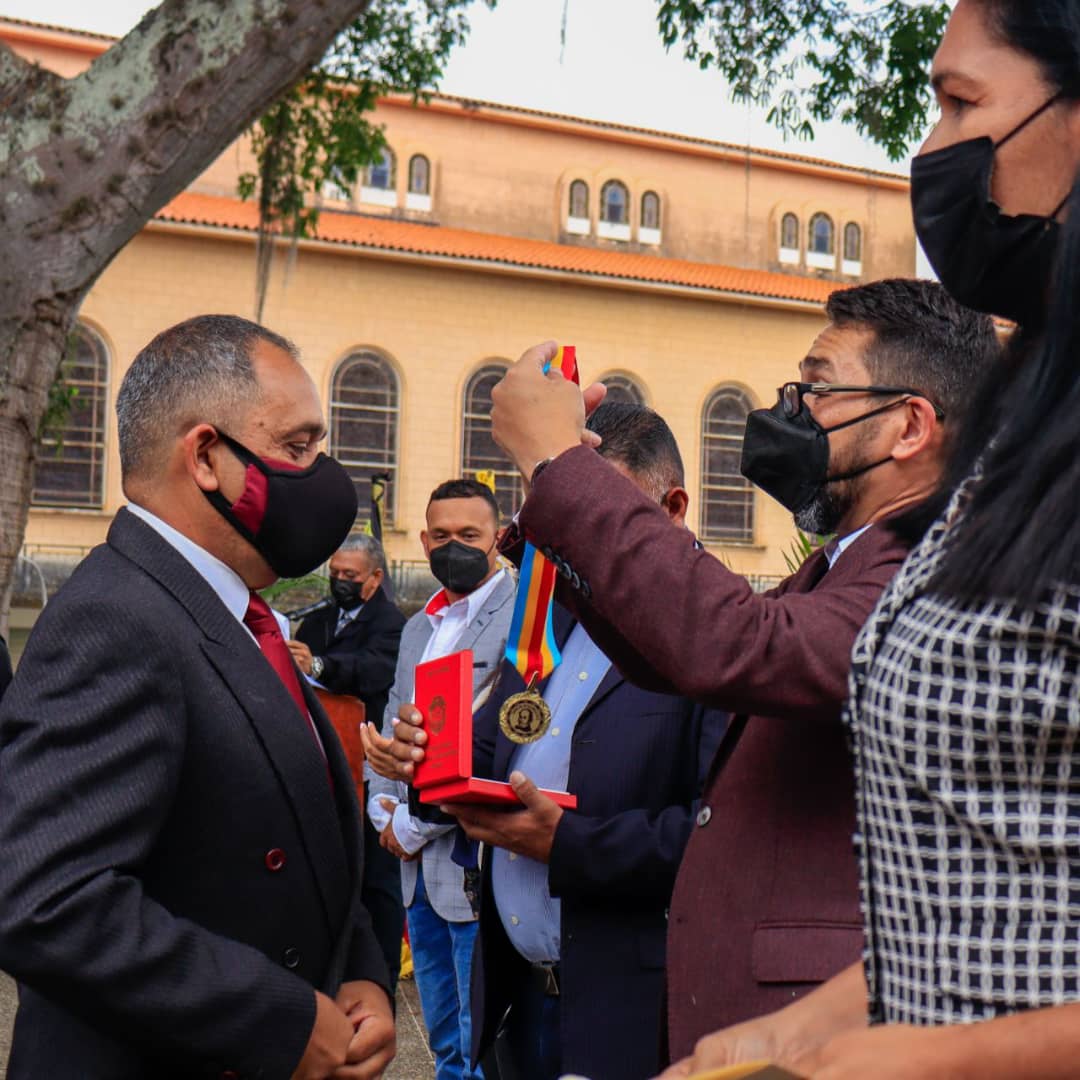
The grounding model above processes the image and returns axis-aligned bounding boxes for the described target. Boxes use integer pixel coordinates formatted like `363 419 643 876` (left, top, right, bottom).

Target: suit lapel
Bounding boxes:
333 592 379 644
200 636 352 932
704 545 831 778
576 661 625 725
551 604 625 728
453 572 515 657
109 509 352 932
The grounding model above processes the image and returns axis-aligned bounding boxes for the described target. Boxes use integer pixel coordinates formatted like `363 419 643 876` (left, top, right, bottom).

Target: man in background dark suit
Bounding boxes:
486 281 998 1076
291 533 407 995
0 315 394 1079
290 533 404 728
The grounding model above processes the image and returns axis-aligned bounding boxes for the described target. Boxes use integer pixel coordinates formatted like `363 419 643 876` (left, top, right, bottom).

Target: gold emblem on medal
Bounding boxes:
499 690 552 745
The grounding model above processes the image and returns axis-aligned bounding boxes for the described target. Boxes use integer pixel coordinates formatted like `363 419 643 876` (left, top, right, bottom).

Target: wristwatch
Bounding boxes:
530 457 555 485
310 656 325 680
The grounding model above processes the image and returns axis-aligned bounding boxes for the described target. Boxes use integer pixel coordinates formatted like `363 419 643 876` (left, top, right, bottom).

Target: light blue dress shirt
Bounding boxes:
490 623 612 963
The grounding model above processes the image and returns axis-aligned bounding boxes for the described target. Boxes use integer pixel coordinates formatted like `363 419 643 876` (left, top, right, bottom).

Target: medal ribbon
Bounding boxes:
505 541 562 686
503 344 578 687
543 345 579 384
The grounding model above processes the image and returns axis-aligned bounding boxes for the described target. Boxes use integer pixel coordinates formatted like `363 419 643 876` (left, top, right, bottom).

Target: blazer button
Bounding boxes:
696 806 712 828
265 848 286 872
283 946 301 969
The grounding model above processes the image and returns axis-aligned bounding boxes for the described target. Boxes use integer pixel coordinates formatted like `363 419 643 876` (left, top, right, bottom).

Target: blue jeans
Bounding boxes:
407 865 483 1080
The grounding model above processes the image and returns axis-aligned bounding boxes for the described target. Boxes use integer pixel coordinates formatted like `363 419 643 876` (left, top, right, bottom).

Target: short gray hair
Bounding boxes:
116 314 299 480
339 532 386 574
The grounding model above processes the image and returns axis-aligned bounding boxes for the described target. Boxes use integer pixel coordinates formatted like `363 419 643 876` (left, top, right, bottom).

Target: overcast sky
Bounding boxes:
2 0 932 171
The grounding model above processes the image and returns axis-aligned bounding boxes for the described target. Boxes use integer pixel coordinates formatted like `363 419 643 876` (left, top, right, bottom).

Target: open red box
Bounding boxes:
413 649 577 808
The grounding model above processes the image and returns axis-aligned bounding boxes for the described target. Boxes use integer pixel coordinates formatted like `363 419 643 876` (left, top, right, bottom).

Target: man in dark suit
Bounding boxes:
290 533 405 729
383 405 727 1080
0 315 394 1079
291 534 408 996
485 281 998 1075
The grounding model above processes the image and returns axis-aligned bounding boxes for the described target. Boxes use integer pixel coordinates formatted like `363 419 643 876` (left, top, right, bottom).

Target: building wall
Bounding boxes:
25 226 824 577
4 19 915 288
6 17 913 588
235 96 916 283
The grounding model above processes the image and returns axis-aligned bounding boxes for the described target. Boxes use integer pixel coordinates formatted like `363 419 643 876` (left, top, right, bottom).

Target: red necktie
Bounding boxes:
244 592 326 762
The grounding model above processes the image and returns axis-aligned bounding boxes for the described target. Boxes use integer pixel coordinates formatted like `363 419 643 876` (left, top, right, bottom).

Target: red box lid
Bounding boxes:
412 649 473 789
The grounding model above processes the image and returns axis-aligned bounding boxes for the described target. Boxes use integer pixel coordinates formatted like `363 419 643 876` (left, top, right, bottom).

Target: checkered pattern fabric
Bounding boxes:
847 473 1080 1025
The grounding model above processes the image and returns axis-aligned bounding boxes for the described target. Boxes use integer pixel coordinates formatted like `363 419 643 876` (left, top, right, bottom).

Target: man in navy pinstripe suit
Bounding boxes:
379 405 728 1080
0 316 393 1080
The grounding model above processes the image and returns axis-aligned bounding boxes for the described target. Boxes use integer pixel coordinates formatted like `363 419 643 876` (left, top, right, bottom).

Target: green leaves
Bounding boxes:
656 0 950 160
242 0 494 319
782 528 828 576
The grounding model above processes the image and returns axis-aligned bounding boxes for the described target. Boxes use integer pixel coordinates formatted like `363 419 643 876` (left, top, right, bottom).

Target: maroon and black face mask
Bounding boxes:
205 432 358 579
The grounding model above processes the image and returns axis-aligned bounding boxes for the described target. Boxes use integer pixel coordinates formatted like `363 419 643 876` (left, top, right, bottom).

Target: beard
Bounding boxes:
793 482 850 536
794 430 875 536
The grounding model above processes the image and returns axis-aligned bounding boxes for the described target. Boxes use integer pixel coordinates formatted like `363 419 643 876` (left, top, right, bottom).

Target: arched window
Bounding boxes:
462 363 521 523
781 213 799 250
329 350 400 523
641 191 661 231
700 386 755 544
33 323 109 508
844 222 862 263
600 374 646 406
569 180 589 220
321 166 352 203
809 213 835 255
364 148 395 191
600 180 629 225
408 154 430 195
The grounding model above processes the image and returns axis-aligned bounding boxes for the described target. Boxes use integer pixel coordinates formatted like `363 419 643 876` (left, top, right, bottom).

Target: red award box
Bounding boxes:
413 649 577 808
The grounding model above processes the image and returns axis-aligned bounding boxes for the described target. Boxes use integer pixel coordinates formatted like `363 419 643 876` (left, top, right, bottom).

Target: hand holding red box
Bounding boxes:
413 650 577 808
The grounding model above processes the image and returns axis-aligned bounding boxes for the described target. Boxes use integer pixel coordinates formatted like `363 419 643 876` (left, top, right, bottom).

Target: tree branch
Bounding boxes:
0 0 372 291
0 40 43 105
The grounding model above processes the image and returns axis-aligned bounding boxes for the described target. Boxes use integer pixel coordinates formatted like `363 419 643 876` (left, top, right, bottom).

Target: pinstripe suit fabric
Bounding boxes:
0 509 386 1080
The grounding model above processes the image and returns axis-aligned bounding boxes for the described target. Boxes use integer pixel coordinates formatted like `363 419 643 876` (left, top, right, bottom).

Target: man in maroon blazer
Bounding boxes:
488 280 999 1068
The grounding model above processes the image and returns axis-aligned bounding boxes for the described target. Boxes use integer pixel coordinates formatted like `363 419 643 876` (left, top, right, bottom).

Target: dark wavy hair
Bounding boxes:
903 0 1080 602
427 477 500 524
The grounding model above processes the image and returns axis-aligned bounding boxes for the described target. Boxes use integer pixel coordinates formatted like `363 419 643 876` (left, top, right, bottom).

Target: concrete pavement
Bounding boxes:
0 970 433 1079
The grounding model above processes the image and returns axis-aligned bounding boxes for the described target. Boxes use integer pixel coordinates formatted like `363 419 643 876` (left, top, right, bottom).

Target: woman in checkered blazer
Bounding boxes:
658 2 1080 1077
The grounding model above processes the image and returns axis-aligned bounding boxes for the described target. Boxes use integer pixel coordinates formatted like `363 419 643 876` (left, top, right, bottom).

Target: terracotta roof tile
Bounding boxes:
156 192 838 307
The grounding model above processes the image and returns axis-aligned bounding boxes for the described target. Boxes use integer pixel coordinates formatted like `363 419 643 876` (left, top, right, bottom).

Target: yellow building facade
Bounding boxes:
6 17 916 589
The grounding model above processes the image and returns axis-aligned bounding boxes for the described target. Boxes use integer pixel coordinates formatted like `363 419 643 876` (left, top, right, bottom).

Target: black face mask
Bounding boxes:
428 539 493 595
330 578 365 611
740 400 899 514
911 95 1069 327
205 432 358 579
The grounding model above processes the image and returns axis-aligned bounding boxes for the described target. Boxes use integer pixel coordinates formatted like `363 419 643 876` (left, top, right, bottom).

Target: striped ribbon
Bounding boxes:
543 345 579 384
505 540 562 685
504 344 579 685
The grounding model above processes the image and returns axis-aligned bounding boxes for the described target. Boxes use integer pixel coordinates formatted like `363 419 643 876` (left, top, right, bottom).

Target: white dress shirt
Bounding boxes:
128 505 312 747
367 569 507 853
827 523 872 568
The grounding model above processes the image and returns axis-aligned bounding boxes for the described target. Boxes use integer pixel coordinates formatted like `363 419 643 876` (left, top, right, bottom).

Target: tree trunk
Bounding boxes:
0 0 372 610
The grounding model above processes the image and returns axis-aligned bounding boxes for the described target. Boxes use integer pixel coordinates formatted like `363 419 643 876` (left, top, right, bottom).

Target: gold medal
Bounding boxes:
499 678 552 745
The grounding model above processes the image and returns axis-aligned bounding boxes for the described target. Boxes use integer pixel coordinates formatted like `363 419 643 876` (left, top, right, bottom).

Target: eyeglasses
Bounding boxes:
777 382 945 421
